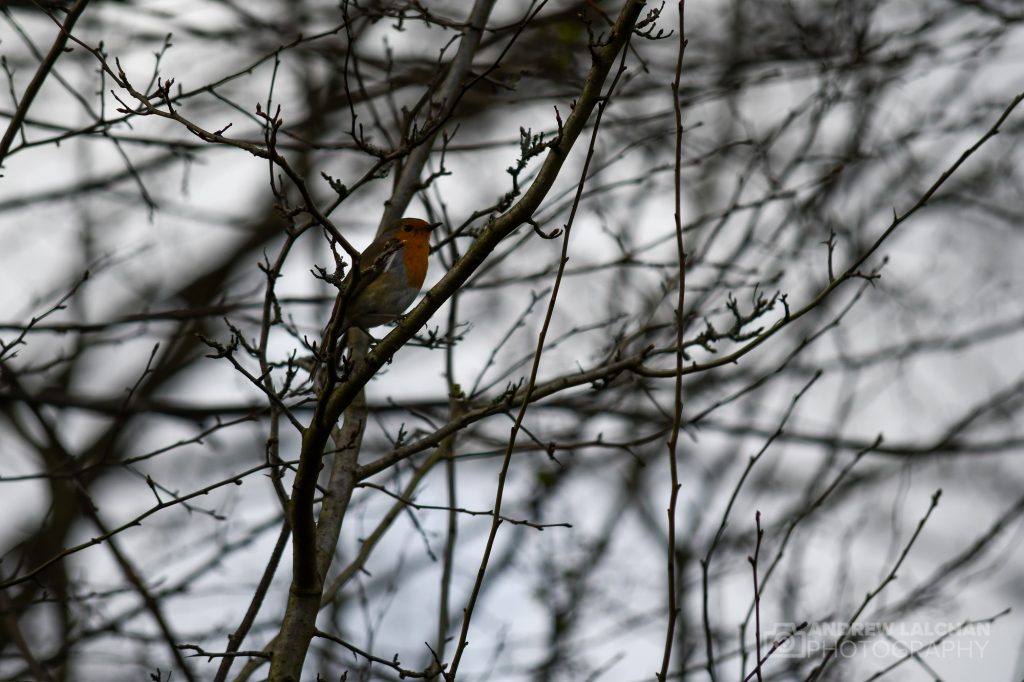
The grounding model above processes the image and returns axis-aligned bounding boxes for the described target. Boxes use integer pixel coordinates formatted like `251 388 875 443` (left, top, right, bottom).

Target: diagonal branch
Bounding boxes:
0 0 90 164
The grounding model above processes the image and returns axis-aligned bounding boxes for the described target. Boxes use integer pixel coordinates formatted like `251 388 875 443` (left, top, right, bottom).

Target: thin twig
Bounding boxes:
657 3 687 679
0 0 91 164
806 489 943 681
746 511 764 682
448 28 634 682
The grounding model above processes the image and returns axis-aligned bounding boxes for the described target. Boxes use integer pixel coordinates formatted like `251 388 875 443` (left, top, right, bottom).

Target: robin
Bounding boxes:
314 217 438 382
339 217 438 332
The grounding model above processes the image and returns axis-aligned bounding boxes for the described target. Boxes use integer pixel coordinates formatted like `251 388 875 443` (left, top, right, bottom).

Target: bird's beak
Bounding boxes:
428 221 442 231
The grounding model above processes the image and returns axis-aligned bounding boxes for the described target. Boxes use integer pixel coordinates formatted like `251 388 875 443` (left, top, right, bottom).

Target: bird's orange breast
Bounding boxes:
401 239 429 288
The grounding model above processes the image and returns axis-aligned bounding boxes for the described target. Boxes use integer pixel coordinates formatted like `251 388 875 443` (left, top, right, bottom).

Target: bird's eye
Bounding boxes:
403 225 412 232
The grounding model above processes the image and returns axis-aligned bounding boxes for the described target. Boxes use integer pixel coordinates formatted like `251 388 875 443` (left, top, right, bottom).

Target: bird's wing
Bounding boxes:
358 237 402 278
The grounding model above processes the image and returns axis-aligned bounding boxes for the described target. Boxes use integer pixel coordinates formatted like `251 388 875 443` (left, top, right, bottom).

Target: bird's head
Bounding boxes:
385 217 440 245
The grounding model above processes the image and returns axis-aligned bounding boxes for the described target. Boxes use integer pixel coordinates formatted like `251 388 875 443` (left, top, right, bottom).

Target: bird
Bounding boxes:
339 217 438 332
313 217 438 385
